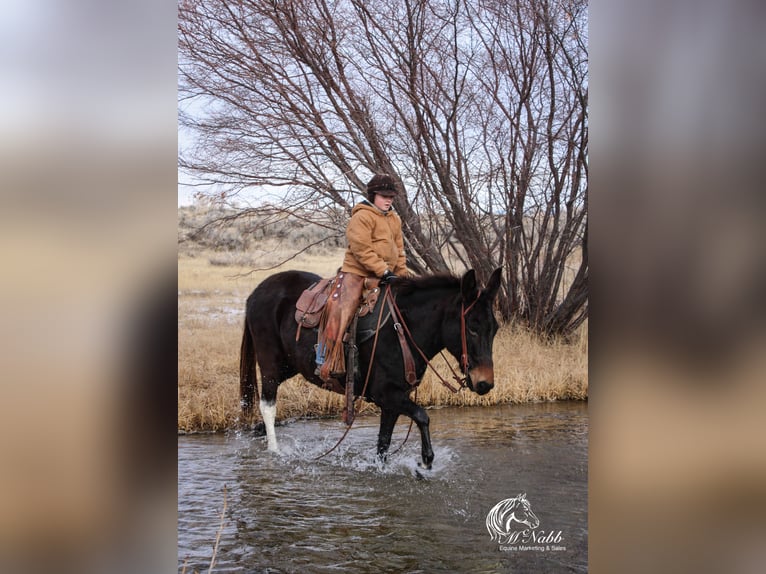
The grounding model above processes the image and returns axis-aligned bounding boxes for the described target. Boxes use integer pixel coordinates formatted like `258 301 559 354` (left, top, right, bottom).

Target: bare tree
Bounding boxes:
464 0 588 335
179 0 587 336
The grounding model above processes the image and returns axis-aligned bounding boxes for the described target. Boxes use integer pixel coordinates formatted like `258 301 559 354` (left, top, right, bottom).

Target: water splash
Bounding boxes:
179 403 589 574
232 417 460 480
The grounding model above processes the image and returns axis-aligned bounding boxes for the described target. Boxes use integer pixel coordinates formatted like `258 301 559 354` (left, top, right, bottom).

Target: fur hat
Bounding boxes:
366 174 398 200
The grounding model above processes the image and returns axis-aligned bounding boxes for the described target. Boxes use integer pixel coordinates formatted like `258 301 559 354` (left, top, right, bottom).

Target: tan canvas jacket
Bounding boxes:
340 201 407 278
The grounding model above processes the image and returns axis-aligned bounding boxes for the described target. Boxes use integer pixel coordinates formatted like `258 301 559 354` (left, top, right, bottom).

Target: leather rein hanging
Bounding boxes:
314 284 482 460
384 286 482 393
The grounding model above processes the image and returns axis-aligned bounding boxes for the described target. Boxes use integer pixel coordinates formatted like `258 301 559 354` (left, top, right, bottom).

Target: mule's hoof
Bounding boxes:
417 461 433 471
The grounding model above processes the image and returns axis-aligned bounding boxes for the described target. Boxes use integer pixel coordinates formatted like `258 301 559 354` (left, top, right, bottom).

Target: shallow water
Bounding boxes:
178 402 588 573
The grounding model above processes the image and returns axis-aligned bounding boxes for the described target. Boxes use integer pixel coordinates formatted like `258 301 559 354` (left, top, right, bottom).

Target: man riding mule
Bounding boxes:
314 173 407 387
240 266 503 469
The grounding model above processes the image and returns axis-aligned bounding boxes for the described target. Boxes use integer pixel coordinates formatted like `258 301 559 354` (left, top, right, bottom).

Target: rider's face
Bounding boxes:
373 193 394 211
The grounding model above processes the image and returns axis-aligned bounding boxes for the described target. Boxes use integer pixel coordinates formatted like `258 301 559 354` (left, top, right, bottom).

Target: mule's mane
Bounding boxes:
393 273 460 297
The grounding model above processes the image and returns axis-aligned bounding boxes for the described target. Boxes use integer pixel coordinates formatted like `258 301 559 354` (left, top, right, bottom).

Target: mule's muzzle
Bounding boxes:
467 365 494 396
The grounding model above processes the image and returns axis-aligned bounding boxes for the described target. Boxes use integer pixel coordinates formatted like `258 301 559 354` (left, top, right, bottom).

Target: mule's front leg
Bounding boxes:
376 409 399 462
402 401 433 469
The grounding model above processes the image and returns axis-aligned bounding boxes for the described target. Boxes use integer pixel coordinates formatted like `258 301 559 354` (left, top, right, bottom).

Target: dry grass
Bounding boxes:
178 239 587 432
178 245 348 432
415 323 588 406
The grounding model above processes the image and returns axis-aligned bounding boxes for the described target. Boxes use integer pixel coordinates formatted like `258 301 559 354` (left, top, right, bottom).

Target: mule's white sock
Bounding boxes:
259 400 279 453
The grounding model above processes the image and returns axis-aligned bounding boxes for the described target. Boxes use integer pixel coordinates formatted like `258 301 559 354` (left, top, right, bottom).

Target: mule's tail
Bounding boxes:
239 317 259 425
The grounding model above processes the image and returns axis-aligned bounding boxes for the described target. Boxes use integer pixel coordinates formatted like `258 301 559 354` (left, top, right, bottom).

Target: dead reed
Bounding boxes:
179 485 228 574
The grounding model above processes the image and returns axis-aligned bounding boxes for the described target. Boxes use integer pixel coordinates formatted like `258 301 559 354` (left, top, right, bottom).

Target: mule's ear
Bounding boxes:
485 267 503 300
460 269 478 301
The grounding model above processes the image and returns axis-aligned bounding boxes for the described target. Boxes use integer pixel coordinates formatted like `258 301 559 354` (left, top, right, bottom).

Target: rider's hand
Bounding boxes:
379 270 397 285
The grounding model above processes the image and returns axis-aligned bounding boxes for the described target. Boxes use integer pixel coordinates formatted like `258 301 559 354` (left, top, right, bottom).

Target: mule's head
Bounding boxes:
453 268 502 396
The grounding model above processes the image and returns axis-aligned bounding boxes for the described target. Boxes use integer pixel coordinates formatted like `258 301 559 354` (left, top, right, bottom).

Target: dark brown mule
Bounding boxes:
240 268 503 468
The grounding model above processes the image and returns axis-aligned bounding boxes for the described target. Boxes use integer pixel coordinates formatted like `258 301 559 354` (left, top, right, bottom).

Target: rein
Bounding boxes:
383 287 481 456
314 284 389 460
314 283 482 460
385 287 482 393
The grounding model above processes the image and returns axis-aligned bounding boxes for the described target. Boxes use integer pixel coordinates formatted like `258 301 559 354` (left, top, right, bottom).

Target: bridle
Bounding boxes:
387 286 483 393
314 285 483 460
460 290 482 375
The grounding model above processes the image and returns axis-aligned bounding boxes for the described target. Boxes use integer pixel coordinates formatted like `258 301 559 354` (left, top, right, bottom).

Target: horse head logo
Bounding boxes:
486 493 540 542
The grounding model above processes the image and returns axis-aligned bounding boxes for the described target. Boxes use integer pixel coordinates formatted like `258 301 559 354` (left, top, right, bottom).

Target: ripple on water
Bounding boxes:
179 403 588 574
